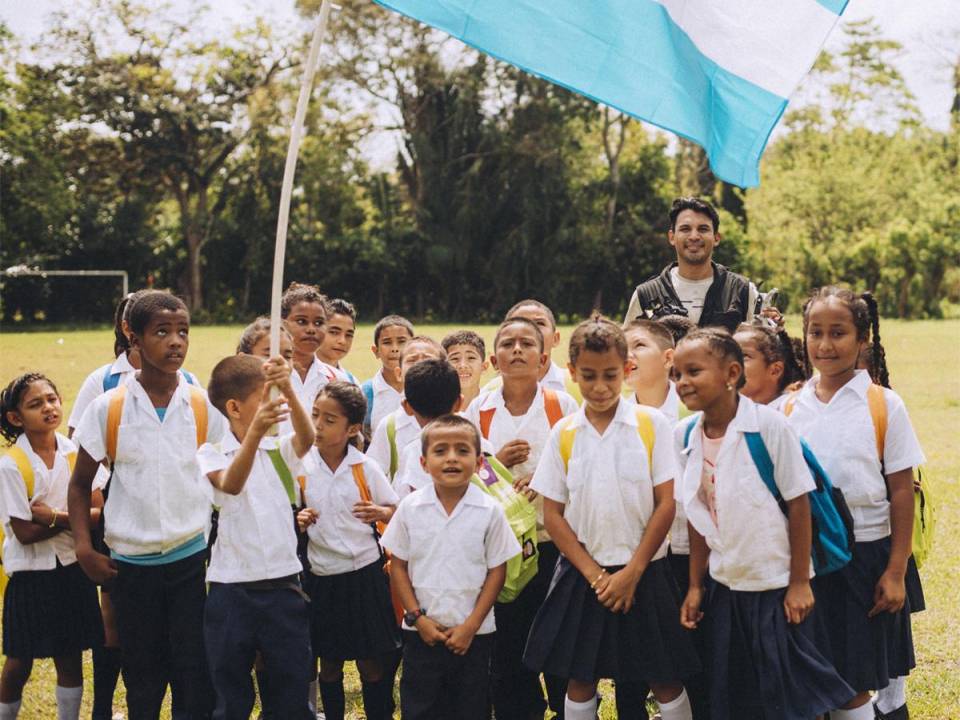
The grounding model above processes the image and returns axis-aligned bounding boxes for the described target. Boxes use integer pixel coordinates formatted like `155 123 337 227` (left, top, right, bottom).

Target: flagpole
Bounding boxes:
269 0 335 360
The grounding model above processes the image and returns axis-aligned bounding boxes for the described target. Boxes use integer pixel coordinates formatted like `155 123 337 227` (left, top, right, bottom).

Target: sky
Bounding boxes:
2 0 957 165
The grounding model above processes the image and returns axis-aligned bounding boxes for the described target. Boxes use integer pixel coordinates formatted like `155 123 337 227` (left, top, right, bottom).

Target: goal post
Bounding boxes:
1 266 130 324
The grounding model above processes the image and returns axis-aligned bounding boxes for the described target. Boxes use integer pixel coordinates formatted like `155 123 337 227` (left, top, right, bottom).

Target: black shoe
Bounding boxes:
875 703 909 720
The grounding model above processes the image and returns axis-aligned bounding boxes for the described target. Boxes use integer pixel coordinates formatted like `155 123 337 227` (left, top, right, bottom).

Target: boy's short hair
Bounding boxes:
493 317 544 353
441 330 486 359
505 299 557 330
127 290 189 336
421 414 481 456
327 298 357 322
657 315 696 345
207 354 264 416
568 313 628 365
373 315 415 346
404 359 461 419
623 319 675 351
399 336 447 367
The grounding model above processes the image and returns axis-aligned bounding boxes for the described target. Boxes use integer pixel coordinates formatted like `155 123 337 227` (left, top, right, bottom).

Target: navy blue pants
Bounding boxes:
204 581 314 720
111 551 212 720
401 631 494 720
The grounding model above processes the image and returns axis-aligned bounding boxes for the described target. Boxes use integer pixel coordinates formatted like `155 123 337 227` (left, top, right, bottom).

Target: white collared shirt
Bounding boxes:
290 358 330 412
674 397 814 592
626 381 681 423
380 483 520 633
367 407 419 478
482 361 573 396
0 433 79 572
197 432 305 583
303 446 398 575
73 374 228 557
531 399 676 567
367 369 403 433
785 370 924 542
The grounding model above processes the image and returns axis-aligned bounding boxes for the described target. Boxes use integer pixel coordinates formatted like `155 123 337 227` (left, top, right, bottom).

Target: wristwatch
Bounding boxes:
403 608 427 626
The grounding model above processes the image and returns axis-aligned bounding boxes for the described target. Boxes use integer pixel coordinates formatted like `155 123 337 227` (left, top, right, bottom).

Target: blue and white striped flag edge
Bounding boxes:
374 0 848 187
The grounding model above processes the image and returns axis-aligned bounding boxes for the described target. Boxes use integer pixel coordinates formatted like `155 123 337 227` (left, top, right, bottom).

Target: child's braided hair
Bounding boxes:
735 323 809 392
1 373 61 445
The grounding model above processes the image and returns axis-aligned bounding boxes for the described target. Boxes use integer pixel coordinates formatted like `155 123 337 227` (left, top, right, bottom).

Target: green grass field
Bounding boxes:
0 320 958 719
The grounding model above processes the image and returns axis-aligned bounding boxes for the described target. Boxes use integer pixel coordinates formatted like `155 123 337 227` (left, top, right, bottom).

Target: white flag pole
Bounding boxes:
269 0 336 359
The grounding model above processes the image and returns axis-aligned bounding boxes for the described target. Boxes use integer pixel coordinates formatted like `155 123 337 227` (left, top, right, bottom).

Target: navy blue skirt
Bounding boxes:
522 557 700 684
705 582 854 720
2 562 103 658
812 537 916 693
905 554 925 613
308 559 400 660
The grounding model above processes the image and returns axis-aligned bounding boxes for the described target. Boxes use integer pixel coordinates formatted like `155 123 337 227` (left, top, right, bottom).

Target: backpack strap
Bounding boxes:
479 407 496 440
743 431 788 513
265 447 297 505
543 389 563 428
683 414 699 450
351 463 387 537
866 383 887 463
105 384 128 463
782 390 801 417
102 366 123 392
386 414 398 479
188 386 208 447
5 446 35 500
361 380 375 428
558 418 577 472
181 369 196 386
634 408 655 470
297 475 307 507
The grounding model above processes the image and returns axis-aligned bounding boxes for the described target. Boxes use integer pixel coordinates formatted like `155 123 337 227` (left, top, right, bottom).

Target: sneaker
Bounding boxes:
875 704 909 720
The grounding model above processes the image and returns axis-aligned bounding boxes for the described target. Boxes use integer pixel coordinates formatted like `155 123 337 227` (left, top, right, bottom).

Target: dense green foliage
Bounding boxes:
1 3 958 323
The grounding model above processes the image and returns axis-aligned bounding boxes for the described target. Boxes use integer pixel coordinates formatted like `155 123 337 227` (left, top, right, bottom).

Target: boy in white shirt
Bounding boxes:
381 415 520 720
361 315 415 435
197 353 315 719
316 298 360 385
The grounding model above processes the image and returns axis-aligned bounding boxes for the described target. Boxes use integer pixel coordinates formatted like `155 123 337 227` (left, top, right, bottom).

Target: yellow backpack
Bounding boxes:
558 408 655 471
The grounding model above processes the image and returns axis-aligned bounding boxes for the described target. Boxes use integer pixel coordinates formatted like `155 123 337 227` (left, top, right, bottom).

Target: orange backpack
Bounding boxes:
478 388 564 439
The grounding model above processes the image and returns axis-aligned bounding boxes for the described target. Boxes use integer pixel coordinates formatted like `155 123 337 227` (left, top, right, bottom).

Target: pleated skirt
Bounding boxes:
308 559 400 660
522 557 700 684
812 537 917 693
2 562 103 658
705 582 855 720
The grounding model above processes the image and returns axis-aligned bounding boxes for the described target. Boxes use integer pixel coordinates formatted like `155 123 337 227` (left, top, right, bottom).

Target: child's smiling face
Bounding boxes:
673 339 740 412
318 313 356 364
624 326 671 392
446 343 487 393
420 425 481 491
804 298 866 381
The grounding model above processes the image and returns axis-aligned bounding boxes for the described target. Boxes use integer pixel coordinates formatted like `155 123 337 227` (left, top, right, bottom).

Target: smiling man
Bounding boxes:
625 197 760 332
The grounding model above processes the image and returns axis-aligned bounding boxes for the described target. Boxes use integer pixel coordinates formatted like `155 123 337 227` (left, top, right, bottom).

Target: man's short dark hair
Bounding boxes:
404 359 461 419
669 197 720 233
208 354 264 415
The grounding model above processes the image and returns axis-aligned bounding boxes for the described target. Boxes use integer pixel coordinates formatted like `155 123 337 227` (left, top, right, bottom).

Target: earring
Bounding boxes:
725 382 734 391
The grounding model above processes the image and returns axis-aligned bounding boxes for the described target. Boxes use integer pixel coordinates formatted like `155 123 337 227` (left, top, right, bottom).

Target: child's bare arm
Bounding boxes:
783 494 815 624
211 384 287 495
597 480 675 613
680 524 710 629
870 467 913 617
69 447 117 583
445 563 506 655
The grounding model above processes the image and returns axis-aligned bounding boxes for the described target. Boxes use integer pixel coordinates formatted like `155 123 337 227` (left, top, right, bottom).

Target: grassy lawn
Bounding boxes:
0 320 957 718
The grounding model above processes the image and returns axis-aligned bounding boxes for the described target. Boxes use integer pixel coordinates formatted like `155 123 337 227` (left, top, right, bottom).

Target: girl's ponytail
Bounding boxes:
113 294 134 358
776 328 809 388
861 292 890 388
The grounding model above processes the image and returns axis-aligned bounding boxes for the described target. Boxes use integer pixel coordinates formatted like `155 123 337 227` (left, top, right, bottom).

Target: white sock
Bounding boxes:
308 678 318 712
659 688 693 720
876 675 907 714
564 694 597 720
55 685 82 720
831 703 876 720
0 700 21 720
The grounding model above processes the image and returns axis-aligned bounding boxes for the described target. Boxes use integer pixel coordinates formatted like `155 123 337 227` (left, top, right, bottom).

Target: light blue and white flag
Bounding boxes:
374 0 849 187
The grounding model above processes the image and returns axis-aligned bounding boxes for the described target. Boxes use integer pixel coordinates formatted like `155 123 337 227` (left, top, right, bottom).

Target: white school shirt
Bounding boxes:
303 445 398 575
380 482 520 633
73 374 229 557
196 432 304 583
785 370 925 543
290 358 330 412
626 381 680 423
367 407 419 477
531 398 677 567
482 361 572 395
368 369 403 433
0 433 79 572
674 397 814 592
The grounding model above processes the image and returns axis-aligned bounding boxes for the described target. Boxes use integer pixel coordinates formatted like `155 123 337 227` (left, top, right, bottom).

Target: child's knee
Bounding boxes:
565 678 596 702
318 659 344 684
357 658 383 683
0 657 34 693
648 680 683 704
52 654 83 687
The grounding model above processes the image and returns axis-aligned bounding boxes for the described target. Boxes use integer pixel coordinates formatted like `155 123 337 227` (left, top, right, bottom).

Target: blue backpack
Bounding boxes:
683 416 854 575
102 365 196 391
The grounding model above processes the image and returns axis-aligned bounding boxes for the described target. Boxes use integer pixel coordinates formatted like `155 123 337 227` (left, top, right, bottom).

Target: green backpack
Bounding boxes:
471 454 539 603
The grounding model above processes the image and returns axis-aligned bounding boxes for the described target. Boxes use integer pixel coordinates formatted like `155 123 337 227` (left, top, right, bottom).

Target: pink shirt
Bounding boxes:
699 431 724 527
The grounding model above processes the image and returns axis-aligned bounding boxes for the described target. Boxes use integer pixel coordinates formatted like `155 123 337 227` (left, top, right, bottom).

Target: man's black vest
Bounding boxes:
632 262 751 332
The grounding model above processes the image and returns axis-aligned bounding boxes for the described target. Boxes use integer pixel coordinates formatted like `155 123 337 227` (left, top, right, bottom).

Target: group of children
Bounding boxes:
0 281 925 720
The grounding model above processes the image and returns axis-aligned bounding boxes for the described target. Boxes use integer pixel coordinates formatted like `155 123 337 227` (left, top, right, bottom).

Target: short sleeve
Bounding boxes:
365 460 399 506
0 457 32 522
278 434 305 478
366 416 392 475
73 394 110 463
766 413 815 501
649 410 678 486
881 390 925 475
529 425 568 504
484 504 522 568
196 442 230 479
204 400 230 446
462 395 482 428
68 366 107 429
379 498 411 560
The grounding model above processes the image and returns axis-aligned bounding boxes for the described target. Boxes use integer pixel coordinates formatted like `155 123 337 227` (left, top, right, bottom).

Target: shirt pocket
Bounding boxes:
614 449 654 517
114 424 146 465
734 459 775 507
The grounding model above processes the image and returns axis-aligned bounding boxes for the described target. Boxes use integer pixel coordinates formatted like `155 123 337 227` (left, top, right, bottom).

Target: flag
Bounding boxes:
374 0 849 187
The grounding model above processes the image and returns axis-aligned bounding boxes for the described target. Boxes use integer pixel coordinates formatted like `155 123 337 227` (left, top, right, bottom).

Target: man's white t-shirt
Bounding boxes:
669 268 714 325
